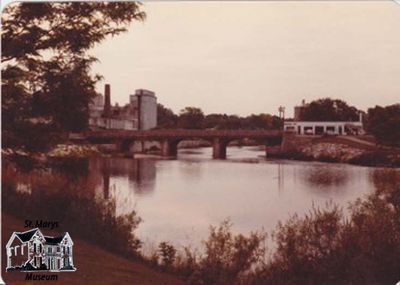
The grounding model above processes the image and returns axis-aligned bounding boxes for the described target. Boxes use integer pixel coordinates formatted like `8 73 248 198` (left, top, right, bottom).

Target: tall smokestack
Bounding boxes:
103 84 111 118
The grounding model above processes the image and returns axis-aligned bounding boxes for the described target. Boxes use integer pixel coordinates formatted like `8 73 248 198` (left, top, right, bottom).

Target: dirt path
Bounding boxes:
1 213 186 285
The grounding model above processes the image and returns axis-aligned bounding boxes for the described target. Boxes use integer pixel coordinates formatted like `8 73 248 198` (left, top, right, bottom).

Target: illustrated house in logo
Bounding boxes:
6 228 76 272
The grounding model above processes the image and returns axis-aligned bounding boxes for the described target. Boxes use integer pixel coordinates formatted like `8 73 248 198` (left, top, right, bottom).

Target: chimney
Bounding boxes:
103 84 111 118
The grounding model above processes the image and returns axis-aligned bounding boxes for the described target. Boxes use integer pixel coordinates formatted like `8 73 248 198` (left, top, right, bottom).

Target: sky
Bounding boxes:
91 1 400 118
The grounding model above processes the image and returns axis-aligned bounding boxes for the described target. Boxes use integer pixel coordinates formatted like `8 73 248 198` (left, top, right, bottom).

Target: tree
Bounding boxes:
218 115 242 129
178 107 204 129
157 104 177 128
2 2 145 149
243 114 282 130
300 98 360 122
366 104 400 146
158 242 177 267
203 114 225 129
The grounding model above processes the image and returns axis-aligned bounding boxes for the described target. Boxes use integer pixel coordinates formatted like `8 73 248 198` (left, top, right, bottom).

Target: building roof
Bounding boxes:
15 228 40 242
44 233 67 245
134 89 156 97
284 121 362 126
9 228 71 246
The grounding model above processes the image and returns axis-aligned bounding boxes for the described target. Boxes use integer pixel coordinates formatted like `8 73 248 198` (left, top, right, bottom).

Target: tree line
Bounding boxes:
157 105 282 130
158 99 400 147
2 3 399 151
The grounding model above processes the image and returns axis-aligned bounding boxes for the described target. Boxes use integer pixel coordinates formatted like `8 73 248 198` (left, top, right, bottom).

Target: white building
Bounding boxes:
284 100 364 135
284 120 364 135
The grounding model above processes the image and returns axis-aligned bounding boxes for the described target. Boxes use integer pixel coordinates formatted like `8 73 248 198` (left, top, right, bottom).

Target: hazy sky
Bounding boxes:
92 1 400 117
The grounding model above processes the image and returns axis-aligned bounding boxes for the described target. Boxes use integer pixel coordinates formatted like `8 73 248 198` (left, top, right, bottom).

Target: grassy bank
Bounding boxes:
1 214 185 285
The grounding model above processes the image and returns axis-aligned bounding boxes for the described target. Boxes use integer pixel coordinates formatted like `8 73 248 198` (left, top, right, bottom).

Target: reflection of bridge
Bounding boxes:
84 129 283 159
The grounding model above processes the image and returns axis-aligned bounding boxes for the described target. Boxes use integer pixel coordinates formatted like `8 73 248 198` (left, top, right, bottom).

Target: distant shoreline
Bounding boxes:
269 135 400 168
2 136 400 169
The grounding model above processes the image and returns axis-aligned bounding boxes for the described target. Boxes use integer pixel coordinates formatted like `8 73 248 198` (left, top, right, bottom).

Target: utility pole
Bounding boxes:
278 106 285 129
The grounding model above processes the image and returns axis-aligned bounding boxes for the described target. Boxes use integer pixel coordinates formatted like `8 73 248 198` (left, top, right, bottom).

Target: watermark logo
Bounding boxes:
5 228 76 272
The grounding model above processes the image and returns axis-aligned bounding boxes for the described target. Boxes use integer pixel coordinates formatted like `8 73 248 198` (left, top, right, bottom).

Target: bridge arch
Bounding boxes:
160 137 267 159
84 129 283 159
160 138 213 157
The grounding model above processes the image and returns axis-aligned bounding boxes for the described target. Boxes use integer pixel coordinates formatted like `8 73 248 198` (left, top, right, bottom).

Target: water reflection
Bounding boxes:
2 162 142 257
3 147 399 251
86 157 156 216
299 164 351 194
89 157 156 194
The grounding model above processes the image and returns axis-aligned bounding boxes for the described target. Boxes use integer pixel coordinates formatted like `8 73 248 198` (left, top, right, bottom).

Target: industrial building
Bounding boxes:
89 84 157 131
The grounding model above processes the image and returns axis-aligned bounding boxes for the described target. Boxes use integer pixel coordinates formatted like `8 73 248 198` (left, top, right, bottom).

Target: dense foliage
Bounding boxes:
157 104 282 130
300 98 360 122
178 107 205 129
157 104 178 128
2 2 145 150
366 104 400 147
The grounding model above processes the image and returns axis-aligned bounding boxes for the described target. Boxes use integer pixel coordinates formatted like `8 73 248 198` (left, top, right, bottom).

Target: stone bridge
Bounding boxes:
83 129 283 159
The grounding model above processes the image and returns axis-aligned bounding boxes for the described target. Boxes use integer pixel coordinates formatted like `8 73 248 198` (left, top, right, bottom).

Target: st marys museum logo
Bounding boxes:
5 228 76 272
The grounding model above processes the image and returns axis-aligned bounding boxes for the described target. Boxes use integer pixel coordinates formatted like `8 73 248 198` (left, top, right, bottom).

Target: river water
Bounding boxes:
5 146 397 254
82 146 382 252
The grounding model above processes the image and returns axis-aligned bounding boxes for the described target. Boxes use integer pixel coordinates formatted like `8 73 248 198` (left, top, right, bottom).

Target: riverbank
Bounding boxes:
271 135 400 168
1 213 185 285
3 134 400 169
2 148 400 284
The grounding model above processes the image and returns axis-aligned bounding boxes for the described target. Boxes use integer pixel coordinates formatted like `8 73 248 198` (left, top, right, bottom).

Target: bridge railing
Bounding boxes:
85 129 282 139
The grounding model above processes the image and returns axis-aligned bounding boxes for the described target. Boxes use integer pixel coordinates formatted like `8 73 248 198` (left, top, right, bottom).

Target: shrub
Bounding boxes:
189 220 266 285
158 242 177 267
253 170 400 285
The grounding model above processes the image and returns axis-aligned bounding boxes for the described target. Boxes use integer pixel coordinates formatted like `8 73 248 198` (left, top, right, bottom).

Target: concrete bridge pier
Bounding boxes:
264 139 269 158
161 139 178 157
117 139 134 154
212 138 229 159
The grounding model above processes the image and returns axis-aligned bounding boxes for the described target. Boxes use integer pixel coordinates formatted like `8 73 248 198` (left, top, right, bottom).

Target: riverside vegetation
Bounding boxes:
3 159 399 285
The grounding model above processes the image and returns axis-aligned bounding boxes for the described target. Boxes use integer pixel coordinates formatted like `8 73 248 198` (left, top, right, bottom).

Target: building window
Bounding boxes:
315 126 324 135
48 247 52 253
304 126 313 135
34 243 36 253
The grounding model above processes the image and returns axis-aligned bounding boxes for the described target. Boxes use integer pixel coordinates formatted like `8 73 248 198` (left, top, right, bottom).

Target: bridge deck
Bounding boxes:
85 129 282 139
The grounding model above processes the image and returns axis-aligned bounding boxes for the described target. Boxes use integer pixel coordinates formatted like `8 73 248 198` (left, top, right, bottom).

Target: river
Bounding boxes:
4 146 396 254
85 146 381 252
